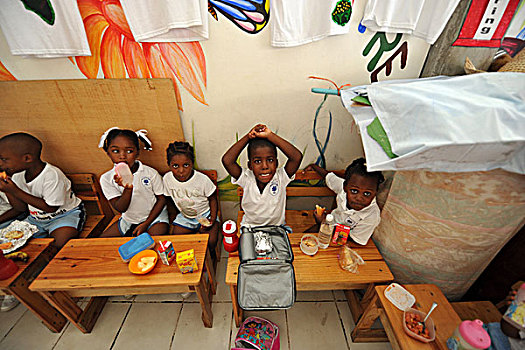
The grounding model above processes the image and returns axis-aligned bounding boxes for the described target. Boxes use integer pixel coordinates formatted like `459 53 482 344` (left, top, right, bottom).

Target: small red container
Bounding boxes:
222 220 239 253
0 251 18 280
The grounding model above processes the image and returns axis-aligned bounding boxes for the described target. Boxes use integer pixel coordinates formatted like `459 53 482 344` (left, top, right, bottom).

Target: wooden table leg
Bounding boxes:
379 308 401 350
205 248 217 296
230 284 243 327
345 283 376 323
351 292 388 342
195 275 213 328
8 282 67 333
41 291 107 333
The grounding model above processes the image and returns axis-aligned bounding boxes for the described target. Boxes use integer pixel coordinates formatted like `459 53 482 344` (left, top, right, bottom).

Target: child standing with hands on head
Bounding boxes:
222 124 303 229
163 141 219 260
305 158 384 245
99 128 169 237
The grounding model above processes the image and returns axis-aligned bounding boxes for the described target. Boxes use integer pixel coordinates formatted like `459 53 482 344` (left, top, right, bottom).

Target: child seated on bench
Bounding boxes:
163 141 220 260
222 124 302 230
99 128 169 237
305 158 384 245
0 133 85 249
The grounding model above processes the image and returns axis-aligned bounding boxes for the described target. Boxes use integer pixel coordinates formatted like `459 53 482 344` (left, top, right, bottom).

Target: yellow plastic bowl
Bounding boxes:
129 250 158 275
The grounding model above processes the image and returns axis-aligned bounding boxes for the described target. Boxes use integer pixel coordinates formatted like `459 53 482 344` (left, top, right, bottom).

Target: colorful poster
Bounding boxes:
453 0 521 47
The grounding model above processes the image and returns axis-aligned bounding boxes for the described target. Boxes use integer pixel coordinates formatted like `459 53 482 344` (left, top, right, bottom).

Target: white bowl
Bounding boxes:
300 234 319 256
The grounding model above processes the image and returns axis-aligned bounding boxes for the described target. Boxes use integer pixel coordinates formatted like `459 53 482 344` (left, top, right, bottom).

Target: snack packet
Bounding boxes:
338 245 364 273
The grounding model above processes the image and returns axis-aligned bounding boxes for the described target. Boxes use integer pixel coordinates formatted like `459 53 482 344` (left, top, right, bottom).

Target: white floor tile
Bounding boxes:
134 293 183 302
336 301 392 350
230 309 289 350
287 301 348 350
112 303 182 350
172 302 232 349
0 302 27 339
296 290 335 301
0 305 64 350
54 302 130 350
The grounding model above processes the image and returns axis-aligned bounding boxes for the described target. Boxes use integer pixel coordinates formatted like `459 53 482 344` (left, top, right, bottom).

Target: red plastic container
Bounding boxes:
0 251 18 280
222 220 239 252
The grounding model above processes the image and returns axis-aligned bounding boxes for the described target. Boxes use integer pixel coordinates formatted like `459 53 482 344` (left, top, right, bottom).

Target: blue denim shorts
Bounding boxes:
26 205 85 238
118 206 169 236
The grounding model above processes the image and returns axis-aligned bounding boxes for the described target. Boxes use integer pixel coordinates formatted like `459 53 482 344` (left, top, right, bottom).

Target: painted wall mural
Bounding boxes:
75 0 207 111
208 0 270 34
363 32 408 82
0 60 16 81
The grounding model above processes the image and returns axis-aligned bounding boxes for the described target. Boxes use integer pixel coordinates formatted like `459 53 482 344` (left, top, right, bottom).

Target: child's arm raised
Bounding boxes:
222 133 250 180
303 163 329 178
252 125 303 178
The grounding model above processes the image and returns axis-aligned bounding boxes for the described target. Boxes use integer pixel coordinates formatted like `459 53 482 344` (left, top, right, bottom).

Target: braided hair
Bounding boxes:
166 141 194 164
102 129 152 152
344 158 384 190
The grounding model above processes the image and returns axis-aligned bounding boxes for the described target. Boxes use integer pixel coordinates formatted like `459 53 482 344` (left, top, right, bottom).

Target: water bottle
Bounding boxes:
318 214 334 249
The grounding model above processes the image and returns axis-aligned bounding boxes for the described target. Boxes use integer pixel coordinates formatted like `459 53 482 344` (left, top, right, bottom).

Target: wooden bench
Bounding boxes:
236 169 344 232
452 301 502 323
66 173 114 238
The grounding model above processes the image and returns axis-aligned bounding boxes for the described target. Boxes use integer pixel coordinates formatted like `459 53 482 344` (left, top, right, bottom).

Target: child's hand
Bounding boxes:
0 177 18 194
313 209 327 224
114 174 133 190
132 222 148 236
303 164 316 173
248 124 272 139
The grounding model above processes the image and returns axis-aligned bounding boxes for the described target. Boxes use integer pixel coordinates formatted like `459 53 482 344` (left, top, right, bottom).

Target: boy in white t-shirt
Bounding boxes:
222 124 303 229
0 133 84 249
305 158 384 245
0 189 27 229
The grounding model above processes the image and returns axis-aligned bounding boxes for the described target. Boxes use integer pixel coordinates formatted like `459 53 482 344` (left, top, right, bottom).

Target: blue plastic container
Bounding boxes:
118 233 155 262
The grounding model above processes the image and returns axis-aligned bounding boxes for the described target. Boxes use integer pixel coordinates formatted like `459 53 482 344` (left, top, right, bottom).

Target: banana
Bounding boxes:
4 251 29 262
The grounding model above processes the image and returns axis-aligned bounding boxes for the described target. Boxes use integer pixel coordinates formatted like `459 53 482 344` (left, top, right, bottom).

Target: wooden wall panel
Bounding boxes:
0 79 184 177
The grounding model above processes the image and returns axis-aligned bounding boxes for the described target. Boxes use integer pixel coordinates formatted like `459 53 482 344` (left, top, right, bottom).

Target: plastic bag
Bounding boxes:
338 245 364 273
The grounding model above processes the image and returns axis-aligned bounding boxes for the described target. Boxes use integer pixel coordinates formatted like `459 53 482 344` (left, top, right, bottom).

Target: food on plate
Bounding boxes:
137 256 156 272
4 251 29 262
0 171 7 180
0 242 13 250
4 230 24 240
315 205 326 216
405 312 431 339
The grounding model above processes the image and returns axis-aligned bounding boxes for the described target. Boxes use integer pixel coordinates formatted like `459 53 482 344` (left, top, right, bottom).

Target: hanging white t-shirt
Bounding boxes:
232 167 294 227
361 0 460 44
100 161 165 224
12 163 81 220
271 0 350 47
120 0 208 42
0 0 90 57
326 173 380 245
163 170 216 218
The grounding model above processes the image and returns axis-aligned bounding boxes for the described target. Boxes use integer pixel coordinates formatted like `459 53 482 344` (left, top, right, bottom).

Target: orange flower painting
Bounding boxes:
0 60 16 81
75 0 207 110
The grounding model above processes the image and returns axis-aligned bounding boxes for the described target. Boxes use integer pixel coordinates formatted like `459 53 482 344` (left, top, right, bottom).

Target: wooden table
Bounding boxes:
225 233 394 326
29 234 216 332
0 238 66 332
352 284 462 349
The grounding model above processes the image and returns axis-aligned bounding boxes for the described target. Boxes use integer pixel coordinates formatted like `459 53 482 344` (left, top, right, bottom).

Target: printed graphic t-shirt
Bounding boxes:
0 0 90 57
120 0 208 42
271 0 350 47
232 167 294 227
163 171 216 218
12 163 81 220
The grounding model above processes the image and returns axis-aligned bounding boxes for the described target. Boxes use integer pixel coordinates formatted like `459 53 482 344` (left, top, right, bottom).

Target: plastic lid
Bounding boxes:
384 283 416 311
459 319 491 349
326 214 334 222
223 220 237 234
118 233 155 262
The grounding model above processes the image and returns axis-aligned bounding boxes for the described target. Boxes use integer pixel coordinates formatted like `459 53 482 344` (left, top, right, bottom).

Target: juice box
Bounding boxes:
331 224 350 246
176 249 198 274
157 240 176 265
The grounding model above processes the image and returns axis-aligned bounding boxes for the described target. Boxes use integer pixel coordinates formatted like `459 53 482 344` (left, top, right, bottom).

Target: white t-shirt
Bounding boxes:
326 172 380 245
0 192 12 217
271 0 350 47
100 161 165 224
232 167 294 227
12 163 81 220
120 0 208 42
0 0 90 57
163 170 216 218
361 0 460 44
